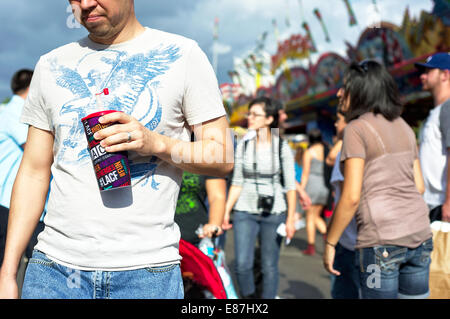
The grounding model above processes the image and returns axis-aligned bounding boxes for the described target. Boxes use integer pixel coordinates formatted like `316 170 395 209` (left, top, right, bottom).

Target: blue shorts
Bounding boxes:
356 238 433 299
21 250 184 299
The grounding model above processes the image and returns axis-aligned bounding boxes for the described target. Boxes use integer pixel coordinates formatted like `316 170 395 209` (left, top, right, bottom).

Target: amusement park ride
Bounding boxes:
223 0 450 143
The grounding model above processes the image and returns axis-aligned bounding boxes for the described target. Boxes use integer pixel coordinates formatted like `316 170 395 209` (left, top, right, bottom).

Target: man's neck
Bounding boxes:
89 18 145 45
15 90 28 100
433 87 450 107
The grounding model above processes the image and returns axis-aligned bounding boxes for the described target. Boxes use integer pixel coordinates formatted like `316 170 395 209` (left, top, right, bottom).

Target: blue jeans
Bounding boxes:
356 238 433 299
330 243 360 299
21 250 184 299
233 211 285 299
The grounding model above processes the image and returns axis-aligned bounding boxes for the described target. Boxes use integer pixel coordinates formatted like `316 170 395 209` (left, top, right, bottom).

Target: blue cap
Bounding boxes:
415 52 450 71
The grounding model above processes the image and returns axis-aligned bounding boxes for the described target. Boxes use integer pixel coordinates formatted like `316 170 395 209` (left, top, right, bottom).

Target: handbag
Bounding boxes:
429 221 450 299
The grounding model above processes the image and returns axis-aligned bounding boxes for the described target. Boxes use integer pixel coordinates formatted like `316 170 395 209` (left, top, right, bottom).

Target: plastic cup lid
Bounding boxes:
81 110 121 122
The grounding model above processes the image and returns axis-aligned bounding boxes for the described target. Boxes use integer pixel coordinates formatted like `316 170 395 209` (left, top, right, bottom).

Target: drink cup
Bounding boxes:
81 110 131 192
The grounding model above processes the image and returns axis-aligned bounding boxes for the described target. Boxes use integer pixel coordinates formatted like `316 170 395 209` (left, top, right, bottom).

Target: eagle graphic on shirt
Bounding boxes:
49 44 181 190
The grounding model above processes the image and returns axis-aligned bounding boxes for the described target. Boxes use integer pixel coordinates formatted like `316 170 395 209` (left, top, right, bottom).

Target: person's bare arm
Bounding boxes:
0 126 53 298
201 178 227 238
326 140 343 166
413 159 425 195
285 189 297 240
95 113 234 177
296 181 311 211
299 149 311 190
222 185 242 230
323 158 364 275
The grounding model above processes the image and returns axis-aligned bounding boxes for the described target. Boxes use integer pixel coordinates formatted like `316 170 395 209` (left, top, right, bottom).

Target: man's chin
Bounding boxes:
86 27 113 41
81 20 108 33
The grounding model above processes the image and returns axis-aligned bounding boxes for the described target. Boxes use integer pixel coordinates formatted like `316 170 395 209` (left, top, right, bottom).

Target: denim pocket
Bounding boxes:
145 263 178 273
28 250 56 268
373 246 407 272
420 238 433 264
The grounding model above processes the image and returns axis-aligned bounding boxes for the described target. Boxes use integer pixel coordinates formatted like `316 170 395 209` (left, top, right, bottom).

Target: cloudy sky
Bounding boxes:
0 0 433 99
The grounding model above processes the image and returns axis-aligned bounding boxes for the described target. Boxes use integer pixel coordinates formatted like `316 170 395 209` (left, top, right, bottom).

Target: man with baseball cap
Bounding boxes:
415 52 450 222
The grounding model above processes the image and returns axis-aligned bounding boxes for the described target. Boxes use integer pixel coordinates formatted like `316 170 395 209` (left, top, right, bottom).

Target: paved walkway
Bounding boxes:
224 224 332 299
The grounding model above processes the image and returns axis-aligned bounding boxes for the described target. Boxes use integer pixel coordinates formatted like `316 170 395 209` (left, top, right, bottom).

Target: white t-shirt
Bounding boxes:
21 28 226 270
419 104 447 209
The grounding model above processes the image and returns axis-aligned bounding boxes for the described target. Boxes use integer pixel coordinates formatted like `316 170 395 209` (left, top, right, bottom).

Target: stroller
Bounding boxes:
179 238 238 299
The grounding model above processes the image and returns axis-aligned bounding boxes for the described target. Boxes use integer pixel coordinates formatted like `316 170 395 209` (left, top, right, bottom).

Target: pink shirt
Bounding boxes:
341 112 432 249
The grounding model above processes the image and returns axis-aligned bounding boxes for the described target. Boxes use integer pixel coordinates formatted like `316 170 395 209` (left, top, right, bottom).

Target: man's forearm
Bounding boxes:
208 199 226 227
157 136 234 177
97 113 234 177
0 171 50 277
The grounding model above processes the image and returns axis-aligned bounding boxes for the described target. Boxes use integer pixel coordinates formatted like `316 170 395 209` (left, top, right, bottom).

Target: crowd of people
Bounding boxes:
0 0 449 300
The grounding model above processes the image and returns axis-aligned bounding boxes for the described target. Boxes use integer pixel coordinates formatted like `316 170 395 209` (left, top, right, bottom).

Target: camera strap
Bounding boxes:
252 133 276 197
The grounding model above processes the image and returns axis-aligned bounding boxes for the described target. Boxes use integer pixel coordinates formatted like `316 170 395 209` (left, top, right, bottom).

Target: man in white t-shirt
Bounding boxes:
0 0 233 299
415 53 450 222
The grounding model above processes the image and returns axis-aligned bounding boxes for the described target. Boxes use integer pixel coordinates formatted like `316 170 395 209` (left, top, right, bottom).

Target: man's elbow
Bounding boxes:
218 162 234 177
202 162 234 178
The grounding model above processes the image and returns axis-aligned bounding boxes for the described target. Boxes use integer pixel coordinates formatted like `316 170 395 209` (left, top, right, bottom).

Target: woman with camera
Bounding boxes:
222 96 297 299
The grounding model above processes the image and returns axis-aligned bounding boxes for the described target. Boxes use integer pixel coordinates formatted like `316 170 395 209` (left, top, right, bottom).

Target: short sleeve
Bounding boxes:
439 100 450 150
205 175 222 181
340 122 366 163
182 43 226 126
20 57 52 132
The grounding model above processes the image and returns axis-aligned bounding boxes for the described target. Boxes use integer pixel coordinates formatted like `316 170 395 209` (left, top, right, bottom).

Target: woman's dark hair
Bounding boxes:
11 69 33 94
248 96 280 128
337 107 346 117
307 128 323 146
295 147 304 165
342 60 403 122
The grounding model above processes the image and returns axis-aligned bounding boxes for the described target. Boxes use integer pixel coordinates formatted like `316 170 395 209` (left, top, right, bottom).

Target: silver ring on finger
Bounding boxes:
127 131 132 143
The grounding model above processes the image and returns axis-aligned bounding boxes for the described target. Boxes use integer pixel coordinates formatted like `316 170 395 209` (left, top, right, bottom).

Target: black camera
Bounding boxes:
258 195 274 215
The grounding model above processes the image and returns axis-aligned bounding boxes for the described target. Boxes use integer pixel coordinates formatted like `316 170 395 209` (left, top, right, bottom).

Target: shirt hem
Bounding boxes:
354 234 433 250
233 209 286 215
186 110 226 126
37 249 181 272
20 116 52 132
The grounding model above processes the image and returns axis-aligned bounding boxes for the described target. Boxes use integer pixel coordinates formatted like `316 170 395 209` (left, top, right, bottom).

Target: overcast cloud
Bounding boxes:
0 0 433 99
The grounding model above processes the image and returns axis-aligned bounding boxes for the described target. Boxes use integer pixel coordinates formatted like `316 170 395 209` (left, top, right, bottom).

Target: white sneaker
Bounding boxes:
276 219 305 237
295 219 306 230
